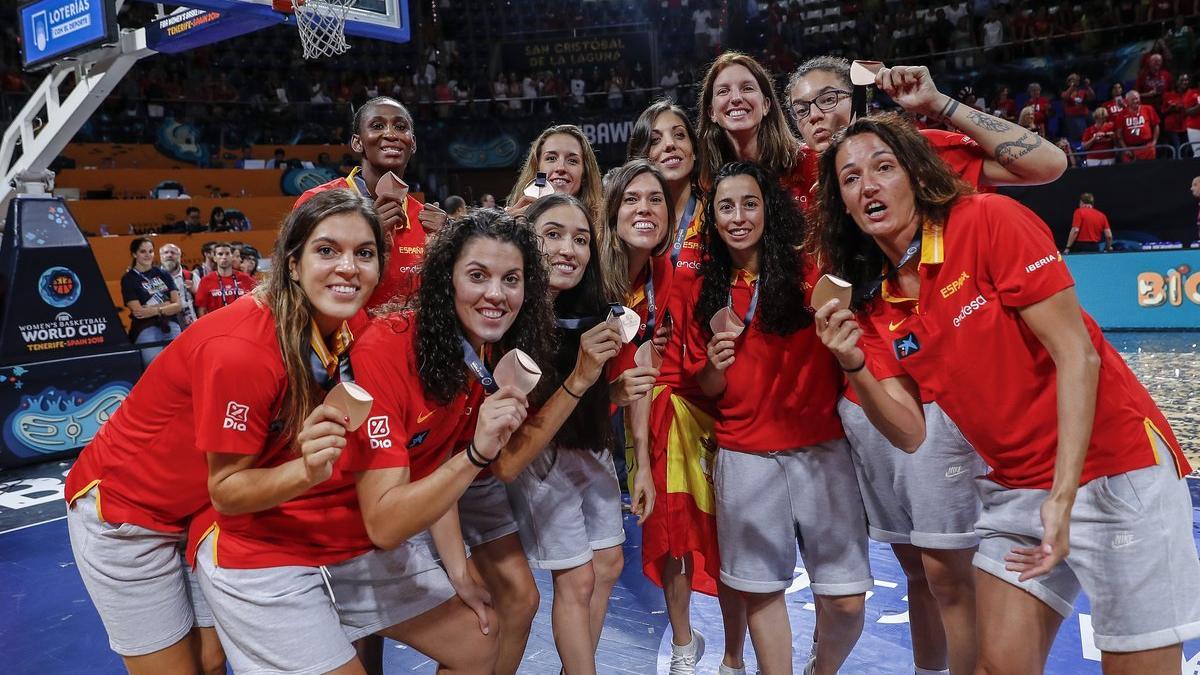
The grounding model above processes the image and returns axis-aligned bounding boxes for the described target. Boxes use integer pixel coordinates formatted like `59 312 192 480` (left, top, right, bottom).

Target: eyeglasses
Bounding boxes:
790 90 852 120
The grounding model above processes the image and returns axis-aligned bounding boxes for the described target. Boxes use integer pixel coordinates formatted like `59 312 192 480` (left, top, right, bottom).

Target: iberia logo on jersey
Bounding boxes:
223 401 249 431
367 415 392 449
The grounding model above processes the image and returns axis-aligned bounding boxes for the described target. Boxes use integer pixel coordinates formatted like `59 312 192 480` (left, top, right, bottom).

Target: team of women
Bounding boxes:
65 51 1200 675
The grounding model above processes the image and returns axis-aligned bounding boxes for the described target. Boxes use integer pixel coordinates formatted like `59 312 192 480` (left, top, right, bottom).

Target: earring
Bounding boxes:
290 272 299 281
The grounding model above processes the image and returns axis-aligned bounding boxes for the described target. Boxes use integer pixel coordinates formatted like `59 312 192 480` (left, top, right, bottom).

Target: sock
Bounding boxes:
914 668 949 675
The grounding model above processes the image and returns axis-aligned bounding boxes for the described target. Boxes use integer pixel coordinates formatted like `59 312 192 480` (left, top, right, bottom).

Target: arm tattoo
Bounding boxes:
994 132 1044 167
936 98 960 122
966 109 1012 133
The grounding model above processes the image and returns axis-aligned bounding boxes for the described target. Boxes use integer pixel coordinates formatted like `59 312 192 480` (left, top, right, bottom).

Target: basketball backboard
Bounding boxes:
135 0 410 45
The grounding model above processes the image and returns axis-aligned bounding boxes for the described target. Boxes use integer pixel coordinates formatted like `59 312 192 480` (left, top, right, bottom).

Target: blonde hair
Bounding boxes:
696 52 799 190
506 125 603 223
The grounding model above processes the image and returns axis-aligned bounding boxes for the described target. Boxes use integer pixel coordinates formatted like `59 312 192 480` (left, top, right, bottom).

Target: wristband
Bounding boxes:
841 357 867 374
465 441 493 468
560 381 584 399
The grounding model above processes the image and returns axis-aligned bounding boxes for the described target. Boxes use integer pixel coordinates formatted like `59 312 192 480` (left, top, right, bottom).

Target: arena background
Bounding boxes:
0 0 1197 672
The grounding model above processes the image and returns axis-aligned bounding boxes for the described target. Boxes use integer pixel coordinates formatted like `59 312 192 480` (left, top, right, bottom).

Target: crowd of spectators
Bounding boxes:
4 1 1200 165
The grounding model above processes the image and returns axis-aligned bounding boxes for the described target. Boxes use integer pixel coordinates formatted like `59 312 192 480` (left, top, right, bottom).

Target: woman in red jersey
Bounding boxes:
595 159 675 525
64 189 382 674
505 124 604 221
815 114 1199 675
295 96 447 308
683 162 869 675
695 53 802 198
626 100 749 675
788 55 1069 675
196 209 554 674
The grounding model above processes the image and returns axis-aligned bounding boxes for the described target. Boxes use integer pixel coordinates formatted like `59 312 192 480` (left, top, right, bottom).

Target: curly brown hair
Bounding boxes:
410 210 557 405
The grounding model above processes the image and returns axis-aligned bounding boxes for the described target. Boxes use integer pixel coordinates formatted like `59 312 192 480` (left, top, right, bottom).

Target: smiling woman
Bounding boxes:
696 53 799 191
505 124 604 223
63 189 387 675
294 96 448 308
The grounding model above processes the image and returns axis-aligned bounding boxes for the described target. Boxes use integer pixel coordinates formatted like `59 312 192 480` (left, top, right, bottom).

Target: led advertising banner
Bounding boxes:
19 0 118 70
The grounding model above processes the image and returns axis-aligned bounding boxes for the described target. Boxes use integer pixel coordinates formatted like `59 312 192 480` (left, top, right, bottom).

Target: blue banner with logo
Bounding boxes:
19 0 117 70
1067 249 1200 329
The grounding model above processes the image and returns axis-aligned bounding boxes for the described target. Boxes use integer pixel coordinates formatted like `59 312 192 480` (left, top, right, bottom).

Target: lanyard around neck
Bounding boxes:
461 336 498 394
670 194 698 267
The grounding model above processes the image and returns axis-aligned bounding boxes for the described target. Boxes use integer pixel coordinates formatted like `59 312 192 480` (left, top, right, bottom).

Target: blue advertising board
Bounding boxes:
19 0 117 70
1067 249 1200 329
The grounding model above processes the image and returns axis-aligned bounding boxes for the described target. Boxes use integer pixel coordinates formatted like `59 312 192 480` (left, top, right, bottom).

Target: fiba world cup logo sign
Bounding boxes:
38 267 82 308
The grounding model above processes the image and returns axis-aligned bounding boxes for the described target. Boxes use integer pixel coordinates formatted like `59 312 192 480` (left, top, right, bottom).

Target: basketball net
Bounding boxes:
289 0 354 59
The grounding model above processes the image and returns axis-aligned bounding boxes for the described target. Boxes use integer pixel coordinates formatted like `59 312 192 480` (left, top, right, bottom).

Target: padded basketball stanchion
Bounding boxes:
0 193 141 468
288 0 354 59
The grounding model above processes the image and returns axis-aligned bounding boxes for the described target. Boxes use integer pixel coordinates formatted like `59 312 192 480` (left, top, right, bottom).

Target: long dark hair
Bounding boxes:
627 99 701 186
413 210 557 406
696 162 812 336
525 193 612 450
256 188 385 444
810 113 973 309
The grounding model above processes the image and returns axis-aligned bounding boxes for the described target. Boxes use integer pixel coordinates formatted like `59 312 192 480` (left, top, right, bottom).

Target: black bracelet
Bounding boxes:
465 441 493 468
560 381 584 399
841 357 867 374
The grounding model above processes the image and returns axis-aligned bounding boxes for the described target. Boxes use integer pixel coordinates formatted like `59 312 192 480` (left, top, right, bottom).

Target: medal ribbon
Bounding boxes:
309 319 355 390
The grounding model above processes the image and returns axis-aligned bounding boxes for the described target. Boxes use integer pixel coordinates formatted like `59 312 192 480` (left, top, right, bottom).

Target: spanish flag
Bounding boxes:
627 385 720 596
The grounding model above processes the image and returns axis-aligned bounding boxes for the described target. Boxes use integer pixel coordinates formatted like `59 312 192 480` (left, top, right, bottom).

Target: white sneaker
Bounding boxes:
716 663 745 675
668 629 705 675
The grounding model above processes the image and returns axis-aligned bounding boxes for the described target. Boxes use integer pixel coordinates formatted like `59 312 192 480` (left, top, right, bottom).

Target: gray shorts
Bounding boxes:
507 445 627 570
714 440 873 595
459 474 520 548
196 532 455 674
66 490 196 656
840 398 983 549
973 441 1200 653
184 559 215 628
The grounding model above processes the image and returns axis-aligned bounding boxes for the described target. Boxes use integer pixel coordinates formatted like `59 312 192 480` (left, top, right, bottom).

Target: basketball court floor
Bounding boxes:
1 332 1197 674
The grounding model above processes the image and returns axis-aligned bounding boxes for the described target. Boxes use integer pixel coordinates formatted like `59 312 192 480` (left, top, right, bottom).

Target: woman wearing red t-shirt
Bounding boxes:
786 56 1067 675
814 113 1199 675
595 160 669 523
684 162 865 675
695 52 803 199
1082 106 1119 166
626 101 749 674
197 209 554 674
294 96 447 308
64 189 382 674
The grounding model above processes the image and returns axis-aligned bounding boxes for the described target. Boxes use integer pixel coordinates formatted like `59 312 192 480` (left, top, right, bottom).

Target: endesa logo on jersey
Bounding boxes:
952 294 988 328
367 415 392 449
223 401 249 431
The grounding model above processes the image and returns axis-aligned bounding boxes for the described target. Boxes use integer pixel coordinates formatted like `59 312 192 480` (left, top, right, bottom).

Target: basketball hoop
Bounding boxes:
286 0 354 59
